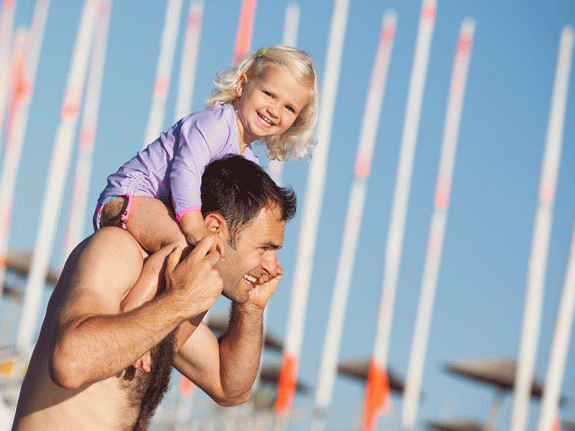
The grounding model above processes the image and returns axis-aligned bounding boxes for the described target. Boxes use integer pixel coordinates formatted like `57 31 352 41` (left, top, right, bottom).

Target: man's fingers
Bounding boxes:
166 246 183 272
205 248 221 266
217 239 225 260
189 235 216 259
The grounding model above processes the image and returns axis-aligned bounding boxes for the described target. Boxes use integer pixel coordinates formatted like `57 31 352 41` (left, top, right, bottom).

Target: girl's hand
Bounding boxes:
187 229 225 261
132 353 152 372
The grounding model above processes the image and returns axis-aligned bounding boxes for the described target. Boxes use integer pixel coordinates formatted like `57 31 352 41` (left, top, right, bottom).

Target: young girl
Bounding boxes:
94 45 318 324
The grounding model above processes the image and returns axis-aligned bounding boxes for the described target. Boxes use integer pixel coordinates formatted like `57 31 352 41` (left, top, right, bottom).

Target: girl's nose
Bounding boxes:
267 103 279 118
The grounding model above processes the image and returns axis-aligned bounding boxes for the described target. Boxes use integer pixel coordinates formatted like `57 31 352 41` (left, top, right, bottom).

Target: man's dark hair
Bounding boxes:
201 155 296 247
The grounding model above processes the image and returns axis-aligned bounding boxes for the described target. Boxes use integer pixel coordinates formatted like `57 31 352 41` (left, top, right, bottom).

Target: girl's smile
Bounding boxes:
234 66 311 150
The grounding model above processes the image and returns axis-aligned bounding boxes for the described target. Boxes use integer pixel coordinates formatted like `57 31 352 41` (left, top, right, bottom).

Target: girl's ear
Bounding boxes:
204 212 225 232
236 74 247 97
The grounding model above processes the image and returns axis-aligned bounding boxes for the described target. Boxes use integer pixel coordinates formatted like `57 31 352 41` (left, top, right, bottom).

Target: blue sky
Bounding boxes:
3 1 575 430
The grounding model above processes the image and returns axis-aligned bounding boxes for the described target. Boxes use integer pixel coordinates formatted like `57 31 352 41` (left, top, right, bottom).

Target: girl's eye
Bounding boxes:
286 106 295 113
264 91 272 97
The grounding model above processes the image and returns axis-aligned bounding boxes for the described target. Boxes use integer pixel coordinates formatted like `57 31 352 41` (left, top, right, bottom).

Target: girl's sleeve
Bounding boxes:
169 110 231 221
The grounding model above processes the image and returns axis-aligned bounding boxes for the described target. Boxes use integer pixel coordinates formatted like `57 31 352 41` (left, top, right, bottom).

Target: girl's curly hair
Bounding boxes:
206 45 318 161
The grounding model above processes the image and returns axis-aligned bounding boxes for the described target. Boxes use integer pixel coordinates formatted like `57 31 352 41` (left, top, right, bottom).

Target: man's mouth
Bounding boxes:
244 274 258 286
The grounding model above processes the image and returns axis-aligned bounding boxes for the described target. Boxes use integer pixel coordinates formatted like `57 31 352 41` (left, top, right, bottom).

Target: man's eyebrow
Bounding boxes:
261 241 281 249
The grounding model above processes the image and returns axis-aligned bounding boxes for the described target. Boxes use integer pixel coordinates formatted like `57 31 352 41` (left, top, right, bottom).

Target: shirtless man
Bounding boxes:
11 155 296 430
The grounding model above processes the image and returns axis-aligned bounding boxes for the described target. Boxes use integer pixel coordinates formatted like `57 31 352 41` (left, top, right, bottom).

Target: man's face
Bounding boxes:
216 203 286 303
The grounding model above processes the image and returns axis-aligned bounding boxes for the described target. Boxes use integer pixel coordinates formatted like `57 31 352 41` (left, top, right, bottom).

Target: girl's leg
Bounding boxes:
100 195 185 252
100 195 187 304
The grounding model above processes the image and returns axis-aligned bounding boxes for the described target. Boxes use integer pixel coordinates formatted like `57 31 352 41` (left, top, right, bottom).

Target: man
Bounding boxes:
11 155 296 430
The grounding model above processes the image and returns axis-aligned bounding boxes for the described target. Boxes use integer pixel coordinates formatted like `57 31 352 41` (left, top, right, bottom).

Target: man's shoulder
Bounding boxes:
59 228 145 305
66 227 142 271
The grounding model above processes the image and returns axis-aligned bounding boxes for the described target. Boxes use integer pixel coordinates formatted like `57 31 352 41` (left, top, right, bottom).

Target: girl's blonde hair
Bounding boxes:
206 45 318 161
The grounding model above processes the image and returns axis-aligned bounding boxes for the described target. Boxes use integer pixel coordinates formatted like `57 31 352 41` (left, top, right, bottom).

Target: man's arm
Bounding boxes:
50 227 222 389
174 267 282 406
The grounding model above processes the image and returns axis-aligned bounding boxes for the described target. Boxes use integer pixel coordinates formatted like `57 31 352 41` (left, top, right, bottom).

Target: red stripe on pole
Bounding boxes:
1 204 12 234
232 0 257 65
421 2 436 22
381 26 395 44
7 39 29 138
362 359 391 431
434 175 451 208
154 76 170 96
355 152 372 178
188 11 201 28
539 184 556 203
275 353 298 416
78 125 95 149
61 86 82 120
457 35 472 55
10 61 30 107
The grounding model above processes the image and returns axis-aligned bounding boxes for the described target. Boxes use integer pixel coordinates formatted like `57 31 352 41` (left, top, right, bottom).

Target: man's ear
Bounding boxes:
204 212 225 232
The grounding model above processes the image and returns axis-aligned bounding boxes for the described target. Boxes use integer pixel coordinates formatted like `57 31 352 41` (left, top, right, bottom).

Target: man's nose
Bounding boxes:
261 253 279 278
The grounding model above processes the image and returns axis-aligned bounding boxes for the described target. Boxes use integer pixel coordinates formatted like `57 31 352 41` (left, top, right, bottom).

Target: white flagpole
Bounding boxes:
232 0 257 66
141 0 183 149
0 30 26 297
311 12 396 431
62 0 112 261
0 0 17 151
362 1 437 430
0 29 27 347
275 0 350 420
281 3 299 60
537 212 575 431
172 3 203 424
267 2 300 186
17 0 100 351
0 0 50 311
510 25 574 431
254 0 300 399
401 18 475 430
173 0 203 122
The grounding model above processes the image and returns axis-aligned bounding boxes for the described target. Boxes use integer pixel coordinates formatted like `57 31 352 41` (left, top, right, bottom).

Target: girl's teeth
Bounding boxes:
258 113 272 125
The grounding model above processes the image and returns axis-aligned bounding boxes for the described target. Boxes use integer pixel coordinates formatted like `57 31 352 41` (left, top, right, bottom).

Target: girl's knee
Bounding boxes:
100 196 130 228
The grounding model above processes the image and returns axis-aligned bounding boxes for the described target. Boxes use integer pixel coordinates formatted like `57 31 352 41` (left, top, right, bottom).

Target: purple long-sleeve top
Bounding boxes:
97 104 259 220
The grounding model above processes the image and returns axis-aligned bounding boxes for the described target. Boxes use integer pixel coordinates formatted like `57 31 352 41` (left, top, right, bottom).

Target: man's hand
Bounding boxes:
247 259 283 310
166 236 223 315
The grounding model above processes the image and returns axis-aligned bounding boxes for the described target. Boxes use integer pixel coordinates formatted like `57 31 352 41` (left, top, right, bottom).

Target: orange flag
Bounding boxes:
361 359 391 431
552 416 562 431
275 353 298 416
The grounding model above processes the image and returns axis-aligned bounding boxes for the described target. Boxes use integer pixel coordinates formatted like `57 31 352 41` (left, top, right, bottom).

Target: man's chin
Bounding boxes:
221 282 251 303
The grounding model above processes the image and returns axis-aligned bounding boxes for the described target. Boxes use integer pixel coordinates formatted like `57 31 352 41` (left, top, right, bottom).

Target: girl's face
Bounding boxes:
234 66 311 147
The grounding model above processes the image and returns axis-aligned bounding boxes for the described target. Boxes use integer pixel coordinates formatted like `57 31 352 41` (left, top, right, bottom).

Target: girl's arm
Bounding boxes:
179 210 225 258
